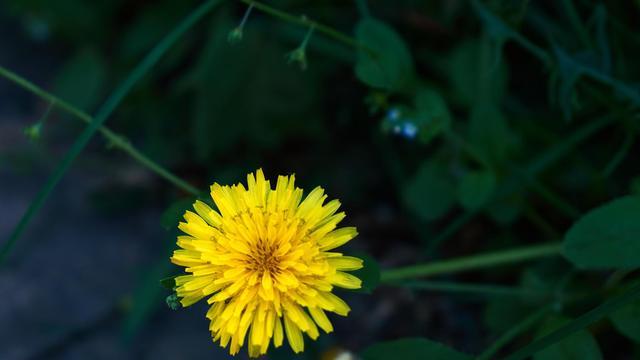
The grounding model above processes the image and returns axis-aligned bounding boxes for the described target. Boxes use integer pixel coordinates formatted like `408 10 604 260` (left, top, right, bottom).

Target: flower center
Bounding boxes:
249 240 280 274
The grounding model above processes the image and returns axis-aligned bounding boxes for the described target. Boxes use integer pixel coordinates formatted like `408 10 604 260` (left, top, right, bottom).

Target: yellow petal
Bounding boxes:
327 256 364 271
328 271 362 289
318 227 358 250
309 307 333 333
318 292 351 316
284 314 304 353
273 317 284 348
250 311 265 347
193 200 222 227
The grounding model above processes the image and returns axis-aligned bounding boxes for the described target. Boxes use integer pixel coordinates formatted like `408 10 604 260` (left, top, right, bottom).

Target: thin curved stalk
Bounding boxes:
239 0 374 56
395 280 552 298
0 0 222 265
0 66 200 196
380 242 562 282
477 305 552 360
504 282 640 360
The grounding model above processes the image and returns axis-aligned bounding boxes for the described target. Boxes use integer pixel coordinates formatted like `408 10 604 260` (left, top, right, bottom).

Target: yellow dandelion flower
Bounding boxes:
171 169 363 357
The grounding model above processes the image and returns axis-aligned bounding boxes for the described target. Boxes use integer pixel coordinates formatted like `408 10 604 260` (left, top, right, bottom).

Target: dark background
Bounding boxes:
1 0 639 359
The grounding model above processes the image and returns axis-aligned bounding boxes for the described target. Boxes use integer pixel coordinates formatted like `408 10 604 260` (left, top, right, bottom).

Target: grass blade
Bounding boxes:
0 0 222 265
0 66 201 196
477 305 552 360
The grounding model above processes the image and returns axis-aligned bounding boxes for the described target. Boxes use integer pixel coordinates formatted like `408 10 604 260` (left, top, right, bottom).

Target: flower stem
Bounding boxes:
560 0 592 49
0 66 200 196
425 210 477 254
239 0 374 56
472 0 640 107
380 242 562 282
0 0 220 265
602 132 634 178
394 280 552 298
239 3 254 28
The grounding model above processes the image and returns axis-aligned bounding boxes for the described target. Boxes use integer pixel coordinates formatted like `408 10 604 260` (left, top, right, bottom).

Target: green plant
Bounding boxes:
2 0 640 358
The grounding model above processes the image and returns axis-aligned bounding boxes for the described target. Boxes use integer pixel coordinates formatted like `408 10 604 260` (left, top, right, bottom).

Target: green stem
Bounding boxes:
602 132 634 178
445 129 491 170
238 3 254 28
560 0 592 49
299 23 315 49
0 0 221 265
428 116 614 254
525 177 581 219
525 115 615 173
472 0 640 107
604 269 634 289
470 0 551 66
0 66 200 196
581 66 640 105
37 100 55 125
477 305 552 360
239 0 373 55
425 210 477 255
380 242 562 282
395 280 550 298
523 205 560 239
505 281 640 360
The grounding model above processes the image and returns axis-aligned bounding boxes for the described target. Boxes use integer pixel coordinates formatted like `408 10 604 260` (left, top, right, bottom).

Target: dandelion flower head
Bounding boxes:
171 169 362 357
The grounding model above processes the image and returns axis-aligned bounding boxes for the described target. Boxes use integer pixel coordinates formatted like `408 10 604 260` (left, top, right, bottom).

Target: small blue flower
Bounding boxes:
402 122 418 139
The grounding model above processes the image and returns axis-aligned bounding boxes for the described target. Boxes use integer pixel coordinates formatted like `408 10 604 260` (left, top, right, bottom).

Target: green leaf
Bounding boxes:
354 18 414 91
532 317 602 360
592 5 611 73
159 275 179 290
551 47 583 121
457 170 496 210
562 196 640 269
468 102 516 167
610 298 640 343
403 161 455 221
414 88 451 144
447 39 507 107
362 338 471 360
161 198 195 230
189 12 320 161
53 48 107 111
351 253 381 294
505 282 640 360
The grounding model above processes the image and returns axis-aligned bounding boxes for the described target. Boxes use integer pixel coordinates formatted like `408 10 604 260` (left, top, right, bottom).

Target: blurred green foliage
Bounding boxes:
362 337 471 360
533 316 603 360
5 0 640 358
